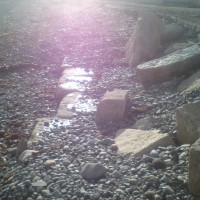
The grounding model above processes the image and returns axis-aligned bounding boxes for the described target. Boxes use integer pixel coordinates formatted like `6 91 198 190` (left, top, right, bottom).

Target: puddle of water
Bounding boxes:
60 81 85 91
62 67 93 76
43 119 72 132
75 99 96 112
66 75 92 82
64 94 96 113
29 118 73 144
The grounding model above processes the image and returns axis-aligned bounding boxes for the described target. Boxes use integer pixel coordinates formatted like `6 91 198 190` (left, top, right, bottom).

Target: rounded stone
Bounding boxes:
80 163 107 180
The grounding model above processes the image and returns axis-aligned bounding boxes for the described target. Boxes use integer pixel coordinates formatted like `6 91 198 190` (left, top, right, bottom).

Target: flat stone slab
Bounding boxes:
115 129 175 157
57 92 96 119
137 44 200 85
29 118 71 144
176 100 200 144
57 68 93 103
95 89 128 124
177 70 200 94
189 138 200 196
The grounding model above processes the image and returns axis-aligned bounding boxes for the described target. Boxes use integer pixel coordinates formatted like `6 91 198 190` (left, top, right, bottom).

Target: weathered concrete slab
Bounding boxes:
115 129 174 157
56 81 87 104
164 42 192 56
189 138 200 196
57 92 96 119
137 44 200 86
29 118 71 144
125 12 164 67
176 100 200 144
177 70 200 94
95 89 128 124
57 67 93 103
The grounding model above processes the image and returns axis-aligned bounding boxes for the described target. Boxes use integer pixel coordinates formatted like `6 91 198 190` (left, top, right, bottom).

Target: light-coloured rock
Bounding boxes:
176 100 200 144
164 42 192 56
161 23 184 42
95 89 128 124
177 70 200 94
80 163 107 180
29 118 50 144
125 12 164 67
115 129 174 157
57 92 80 119
43 160 56 167
16 138 28 159
189 138 200 196
32 180 47 187
137 44 200 86
18 150 39 163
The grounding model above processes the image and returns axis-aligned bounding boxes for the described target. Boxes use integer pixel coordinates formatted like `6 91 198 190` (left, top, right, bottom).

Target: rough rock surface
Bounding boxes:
163 42 192 56
177 70 200 94
176 100 200 144
125 12 164 67
95 89 128 124
137 44 200 85
15 138 28 159
18 150 39 163
115 129 175 157
161 23 184 42
56 92 80 119
80 163 107 180
189 138 200 196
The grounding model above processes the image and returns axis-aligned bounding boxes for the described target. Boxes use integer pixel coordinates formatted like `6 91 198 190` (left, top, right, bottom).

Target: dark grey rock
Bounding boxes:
80 163 107 180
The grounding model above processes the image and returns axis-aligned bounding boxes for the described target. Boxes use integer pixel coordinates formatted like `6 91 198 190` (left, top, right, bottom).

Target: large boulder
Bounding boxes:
125 12 164 67
177 70 200 94
161 23 184 43
95 89 128 124
176 100 200 144
137 44 200 86
189 138 200 196
115 129 174 157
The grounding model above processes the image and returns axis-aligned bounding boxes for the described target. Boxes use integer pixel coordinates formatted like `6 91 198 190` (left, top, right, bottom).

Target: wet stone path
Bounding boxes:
0 1 200 200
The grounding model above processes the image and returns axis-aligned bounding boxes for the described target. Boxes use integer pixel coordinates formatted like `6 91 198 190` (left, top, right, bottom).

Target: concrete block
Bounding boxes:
176 100 200 144
95 89 128 124
189 138 200 196
115 129 175 157
137 44 200 86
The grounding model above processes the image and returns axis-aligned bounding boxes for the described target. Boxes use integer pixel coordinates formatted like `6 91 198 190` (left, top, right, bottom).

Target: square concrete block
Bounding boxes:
189 138 200 196
176 100 200 144
115 129 175 157
95 89 128 124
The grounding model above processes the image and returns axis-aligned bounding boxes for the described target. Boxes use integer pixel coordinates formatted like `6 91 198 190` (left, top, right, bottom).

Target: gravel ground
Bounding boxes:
0 0 200 199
